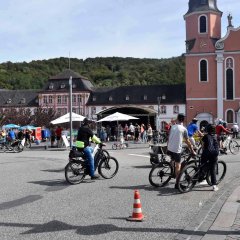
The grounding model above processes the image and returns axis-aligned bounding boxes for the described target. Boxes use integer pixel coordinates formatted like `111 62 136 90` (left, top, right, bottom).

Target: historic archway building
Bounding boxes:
185 0 240 127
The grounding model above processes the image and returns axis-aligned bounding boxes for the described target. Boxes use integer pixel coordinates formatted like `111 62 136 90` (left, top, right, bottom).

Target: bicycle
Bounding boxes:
221 134 239 155
112 142 128 150
177 155 227 193
148 150 196 187
65 143 119 184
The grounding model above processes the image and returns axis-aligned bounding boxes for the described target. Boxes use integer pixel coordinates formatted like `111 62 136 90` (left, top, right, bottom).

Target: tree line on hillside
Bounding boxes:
0 56 185 90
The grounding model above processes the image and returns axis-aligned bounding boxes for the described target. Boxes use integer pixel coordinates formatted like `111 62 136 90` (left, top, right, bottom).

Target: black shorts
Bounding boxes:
167 150 181 163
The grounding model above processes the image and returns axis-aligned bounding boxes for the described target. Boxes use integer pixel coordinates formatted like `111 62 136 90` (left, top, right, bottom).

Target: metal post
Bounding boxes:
69 76 73 148
157 96 161 132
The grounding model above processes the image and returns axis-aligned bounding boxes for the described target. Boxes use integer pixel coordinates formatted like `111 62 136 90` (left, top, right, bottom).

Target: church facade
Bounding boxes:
185 0 240 128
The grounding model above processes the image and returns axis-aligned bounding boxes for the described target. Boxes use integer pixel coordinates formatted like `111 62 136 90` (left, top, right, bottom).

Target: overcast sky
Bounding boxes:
1 0 240 63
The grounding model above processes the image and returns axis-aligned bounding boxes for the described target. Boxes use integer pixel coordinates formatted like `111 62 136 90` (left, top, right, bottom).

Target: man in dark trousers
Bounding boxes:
76 118 101 180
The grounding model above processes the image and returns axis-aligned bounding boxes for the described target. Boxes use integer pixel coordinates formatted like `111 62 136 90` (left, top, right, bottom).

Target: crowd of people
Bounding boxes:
0 128 33 144
98 122 155 143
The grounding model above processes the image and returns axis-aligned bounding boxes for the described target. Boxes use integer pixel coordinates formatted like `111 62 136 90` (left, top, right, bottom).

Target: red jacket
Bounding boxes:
216 125 231 136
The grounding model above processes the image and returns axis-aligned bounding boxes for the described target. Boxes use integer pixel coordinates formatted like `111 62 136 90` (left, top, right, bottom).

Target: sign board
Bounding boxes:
61 135 70 148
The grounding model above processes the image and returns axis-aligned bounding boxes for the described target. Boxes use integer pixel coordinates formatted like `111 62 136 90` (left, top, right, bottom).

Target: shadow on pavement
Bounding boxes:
0 220 238 237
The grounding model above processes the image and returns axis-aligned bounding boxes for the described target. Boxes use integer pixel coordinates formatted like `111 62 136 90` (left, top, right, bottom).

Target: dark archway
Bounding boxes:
97 106 156 129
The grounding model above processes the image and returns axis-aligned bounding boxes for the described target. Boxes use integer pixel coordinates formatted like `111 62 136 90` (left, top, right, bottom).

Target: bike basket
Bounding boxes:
69 149 84 158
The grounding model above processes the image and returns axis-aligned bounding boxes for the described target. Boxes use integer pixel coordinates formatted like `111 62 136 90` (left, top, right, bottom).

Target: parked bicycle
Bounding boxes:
65 143 119 184
177 155 227 193
112 142 128 150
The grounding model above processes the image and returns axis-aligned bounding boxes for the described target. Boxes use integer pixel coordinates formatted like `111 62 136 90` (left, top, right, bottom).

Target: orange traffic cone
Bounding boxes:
126 190 144 222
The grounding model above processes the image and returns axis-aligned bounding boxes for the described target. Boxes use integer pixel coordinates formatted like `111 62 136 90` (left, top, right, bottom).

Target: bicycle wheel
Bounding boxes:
65 162 86 184
98 156 119 179
112 144 117 150
149 161 173 187
206 160 227 186
229 140 240 155
177 164 198 193
102 149 110 158
0 144 6 153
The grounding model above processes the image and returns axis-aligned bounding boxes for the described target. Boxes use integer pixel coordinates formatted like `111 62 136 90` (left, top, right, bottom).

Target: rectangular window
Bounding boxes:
78 95 82 103
43 96 48 104
57 96 62 104
63 95 67 104
73 95 76 103
49 96 53 104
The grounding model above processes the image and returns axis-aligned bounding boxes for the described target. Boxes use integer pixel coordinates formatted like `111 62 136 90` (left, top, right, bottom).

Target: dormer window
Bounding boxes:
6 98 12 104
144 95 147 100
60 83 65 89
49 83 54 90
20 98 26 104
109 96 113 101
126 95 129 101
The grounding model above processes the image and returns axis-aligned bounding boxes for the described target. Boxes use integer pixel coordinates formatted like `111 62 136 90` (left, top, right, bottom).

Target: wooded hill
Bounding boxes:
0 56 185 90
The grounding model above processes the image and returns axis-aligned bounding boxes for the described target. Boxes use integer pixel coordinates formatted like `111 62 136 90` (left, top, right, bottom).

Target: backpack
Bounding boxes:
207 134 219 157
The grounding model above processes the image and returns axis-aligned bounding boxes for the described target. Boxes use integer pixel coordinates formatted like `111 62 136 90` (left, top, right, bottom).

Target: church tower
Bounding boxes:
184 0 223 125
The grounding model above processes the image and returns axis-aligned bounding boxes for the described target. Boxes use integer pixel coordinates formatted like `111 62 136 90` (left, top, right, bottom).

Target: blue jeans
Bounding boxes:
83 146 95 177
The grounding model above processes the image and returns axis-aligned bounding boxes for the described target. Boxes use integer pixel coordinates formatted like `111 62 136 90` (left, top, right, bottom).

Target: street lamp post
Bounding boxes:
157 94 166 132
69 76 73 148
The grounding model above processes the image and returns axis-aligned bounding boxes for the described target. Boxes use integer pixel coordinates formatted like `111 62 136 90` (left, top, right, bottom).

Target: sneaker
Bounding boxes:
91 174 100 180
199 180 208 185
213 185 219 191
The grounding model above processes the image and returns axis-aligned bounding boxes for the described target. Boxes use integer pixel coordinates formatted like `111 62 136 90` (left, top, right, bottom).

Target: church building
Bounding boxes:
185 0 240 128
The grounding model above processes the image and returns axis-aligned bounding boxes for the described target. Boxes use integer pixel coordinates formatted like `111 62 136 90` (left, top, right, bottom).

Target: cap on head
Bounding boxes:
177 113 185 122
192 118 198 123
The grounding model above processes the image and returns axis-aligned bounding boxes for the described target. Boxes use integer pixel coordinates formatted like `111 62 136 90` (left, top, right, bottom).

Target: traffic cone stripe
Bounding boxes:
134 203 141 208
133 208 142 213
134 199 141 204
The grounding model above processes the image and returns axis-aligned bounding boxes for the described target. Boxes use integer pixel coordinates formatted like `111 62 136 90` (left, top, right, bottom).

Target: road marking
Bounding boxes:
129 154 149 158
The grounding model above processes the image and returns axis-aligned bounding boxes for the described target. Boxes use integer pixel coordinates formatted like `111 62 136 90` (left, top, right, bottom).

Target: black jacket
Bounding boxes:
77 126 94 147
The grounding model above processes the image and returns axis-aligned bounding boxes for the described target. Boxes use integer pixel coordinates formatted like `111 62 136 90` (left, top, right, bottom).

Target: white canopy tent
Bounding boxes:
97 112 139 122
51 112 85 125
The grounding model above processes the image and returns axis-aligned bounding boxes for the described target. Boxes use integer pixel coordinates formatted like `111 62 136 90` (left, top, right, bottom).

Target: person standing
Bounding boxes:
200 124 219 191
55 125 63 148
147 124 153 143
167 113 196 188
232 123 239 139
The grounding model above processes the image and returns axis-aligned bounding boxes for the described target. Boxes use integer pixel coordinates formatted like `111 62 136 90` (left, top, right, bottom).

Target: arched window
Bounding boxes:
225 58 234 100
199 59 208 82
199 15 207 33
226 110 234 124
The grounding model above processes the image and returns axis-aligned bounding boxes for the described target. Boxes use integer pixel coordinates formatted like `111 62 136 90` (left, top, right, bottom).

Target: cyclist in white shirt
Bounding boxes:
167 113 196 188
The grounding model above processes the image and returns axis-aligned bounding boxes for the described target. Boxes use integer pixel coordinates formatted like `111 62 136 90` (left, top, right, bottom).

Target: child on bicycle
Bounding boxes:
201 124 219 191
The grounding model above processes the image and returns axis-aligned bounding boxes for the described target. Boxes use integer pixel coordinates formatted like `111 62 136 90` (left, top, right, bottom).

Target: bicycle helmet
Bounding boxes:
206 124 216 135
177 113 185 122
218 119 223 125
82 117 90 126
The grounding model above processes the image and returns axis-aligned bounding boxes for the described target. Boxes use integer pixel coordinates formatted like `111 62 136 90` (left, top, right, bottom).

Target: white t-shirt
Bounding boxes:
167 123 188 153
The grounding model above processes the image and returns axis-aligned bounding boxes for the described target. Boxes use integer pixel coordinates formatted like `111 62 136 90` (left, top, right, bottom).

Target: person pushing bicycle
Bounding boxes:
167 113 196 189
76 118 102 180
